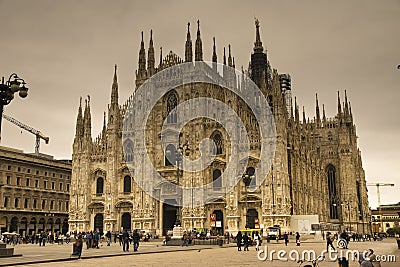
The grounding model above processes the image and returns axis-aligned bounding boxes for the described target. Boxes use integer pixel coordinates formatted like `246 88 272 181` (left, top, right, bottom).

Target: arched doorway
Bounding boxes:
0 216 7 233
247 209 258 229
10 217 18 233
20 217 28 236
212 210 224 235
54 218 61 233
162 200 178 235
29 218 37 235
121 213 131 231
94 214 104 234
38 218 45 233
46 218 54 232
62 219 69 234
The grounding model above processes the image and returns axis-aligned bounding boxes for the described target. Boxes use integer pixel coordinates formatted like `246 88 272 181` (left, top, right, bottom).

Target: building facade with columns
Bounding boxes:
0 146 71 235
69 21 371 236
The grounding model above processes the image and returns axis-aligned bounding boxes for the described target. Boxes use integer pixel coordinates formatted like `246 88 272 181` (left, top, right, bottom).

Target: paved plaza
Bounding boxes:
1 238 399 266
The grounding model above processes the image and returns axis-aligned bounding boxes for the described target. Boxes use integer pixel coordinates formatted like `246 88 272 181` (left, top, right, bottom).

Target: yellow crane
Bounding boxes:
366 183 395 232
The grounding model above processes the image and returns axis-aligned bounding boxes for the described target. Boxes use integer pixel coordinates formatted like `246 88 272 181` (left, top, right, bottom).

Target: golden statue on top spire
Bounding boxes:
255 17 260 26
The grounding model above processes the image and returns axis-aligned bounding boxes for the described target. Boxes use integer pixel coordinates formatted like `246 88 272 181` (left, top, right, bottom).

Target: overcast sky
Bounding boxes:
0 0 399 209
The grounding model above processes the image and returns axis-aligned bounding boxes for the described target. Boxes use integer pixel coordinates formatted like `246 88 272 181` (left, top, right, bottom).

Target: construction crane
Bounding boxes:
2 113 49 155
367 182 395 232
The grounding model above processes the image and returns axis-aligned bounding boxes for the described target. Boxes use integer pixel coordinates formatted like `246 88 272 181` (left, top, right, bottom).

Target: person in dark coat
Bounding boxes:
132 229 140 252
243 233 250 251
122 230 130 252
295 232 301 246
236 231 242 251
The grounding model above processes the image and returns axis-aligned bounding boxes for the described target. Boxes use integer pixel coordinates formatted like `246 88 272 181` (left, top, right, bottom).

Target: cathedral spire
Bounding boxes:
223 47 226 65
111 64 118 106
337 91 342 114
250 19 268 89
195 20 203 61
228 44 233 67
322 104 327 123
83 95 92 141
137 31 147 80
254 18 264 53
303 106 306 124
315 93 321 124
185 22 193 62
147 30 155 76
75 97 83 139
159 47 163 66
294 97 299 122
344 90 349 116
233 57 235 68
212 37 217 70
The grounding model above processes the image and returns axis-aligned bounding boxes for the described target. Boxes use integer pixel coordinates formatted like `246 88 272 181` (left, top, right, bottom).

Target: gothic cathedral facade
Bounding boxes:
69 21 371 236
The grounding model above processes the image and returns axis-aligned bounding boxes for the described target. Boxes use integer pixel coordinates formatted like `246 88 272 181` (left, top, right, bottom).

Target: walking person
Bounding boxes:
283 232 289 246
105 231 111 246
182 231 189 247
243 233 250 251
72 234 83 259
295 232 300 246
122 230 129 252
132 229 140 252
236 231 242 251
85 232 92 249
326 231 336 251
93 231 100 249
254 232 260 251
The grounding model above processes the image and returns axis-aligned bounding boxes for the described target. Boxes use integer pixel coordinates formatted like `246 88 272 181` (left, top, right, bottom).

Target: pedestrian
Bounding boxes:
326 231 336 251
236 231 242 251
322 231 325 240
122 230 129 252
132 229 140 252
72 234 83 259
182 231 189 247
105 231 112 246
243 233 249 251
85 232 92 249
368 249 382 267
93 231 100 249
283 232 289 246
295 232 300 246
113 232 117 243
41 231 47 246
254 232 260 251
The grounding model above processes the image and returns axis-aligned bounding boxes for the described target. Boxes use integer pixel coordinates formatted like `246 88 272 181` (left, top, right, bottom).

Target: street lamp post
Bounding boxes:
0 73 29 141
174 142 190 227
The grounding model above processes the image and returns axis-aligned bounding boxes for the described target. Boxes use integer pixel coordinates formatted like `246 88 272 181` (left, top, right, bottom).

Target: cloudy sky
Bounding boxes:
0 0 399 208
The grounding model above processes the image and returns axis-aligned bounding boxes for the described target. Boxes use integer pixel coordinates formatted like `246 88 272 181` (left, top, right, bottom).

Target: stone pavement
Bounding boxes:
0 238 399 266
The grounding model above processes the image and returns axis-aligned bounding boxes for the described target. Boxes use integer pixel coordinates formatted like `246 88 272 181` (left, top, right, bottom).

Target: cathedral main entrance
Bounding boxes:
121 213 131 231
246 209 258 229
94 214 104 234
212 210 224 235
162 202 177 235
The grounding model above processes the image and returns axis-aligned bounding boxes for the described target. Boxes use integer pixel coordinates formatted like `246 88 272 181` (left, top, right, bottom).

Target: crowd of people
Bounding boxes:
0 231 71 246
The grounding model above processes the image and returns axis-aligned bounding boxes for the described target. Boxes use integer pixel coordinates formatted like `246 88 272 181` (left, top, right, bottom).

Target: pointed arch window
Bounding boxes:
211 131 223 155
327 165 339 219
166 92 178 123
96 177 104 195
123 139 134 162
123 175 131 193
213 169 222 189
247 167 256 187
165 144 177 166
